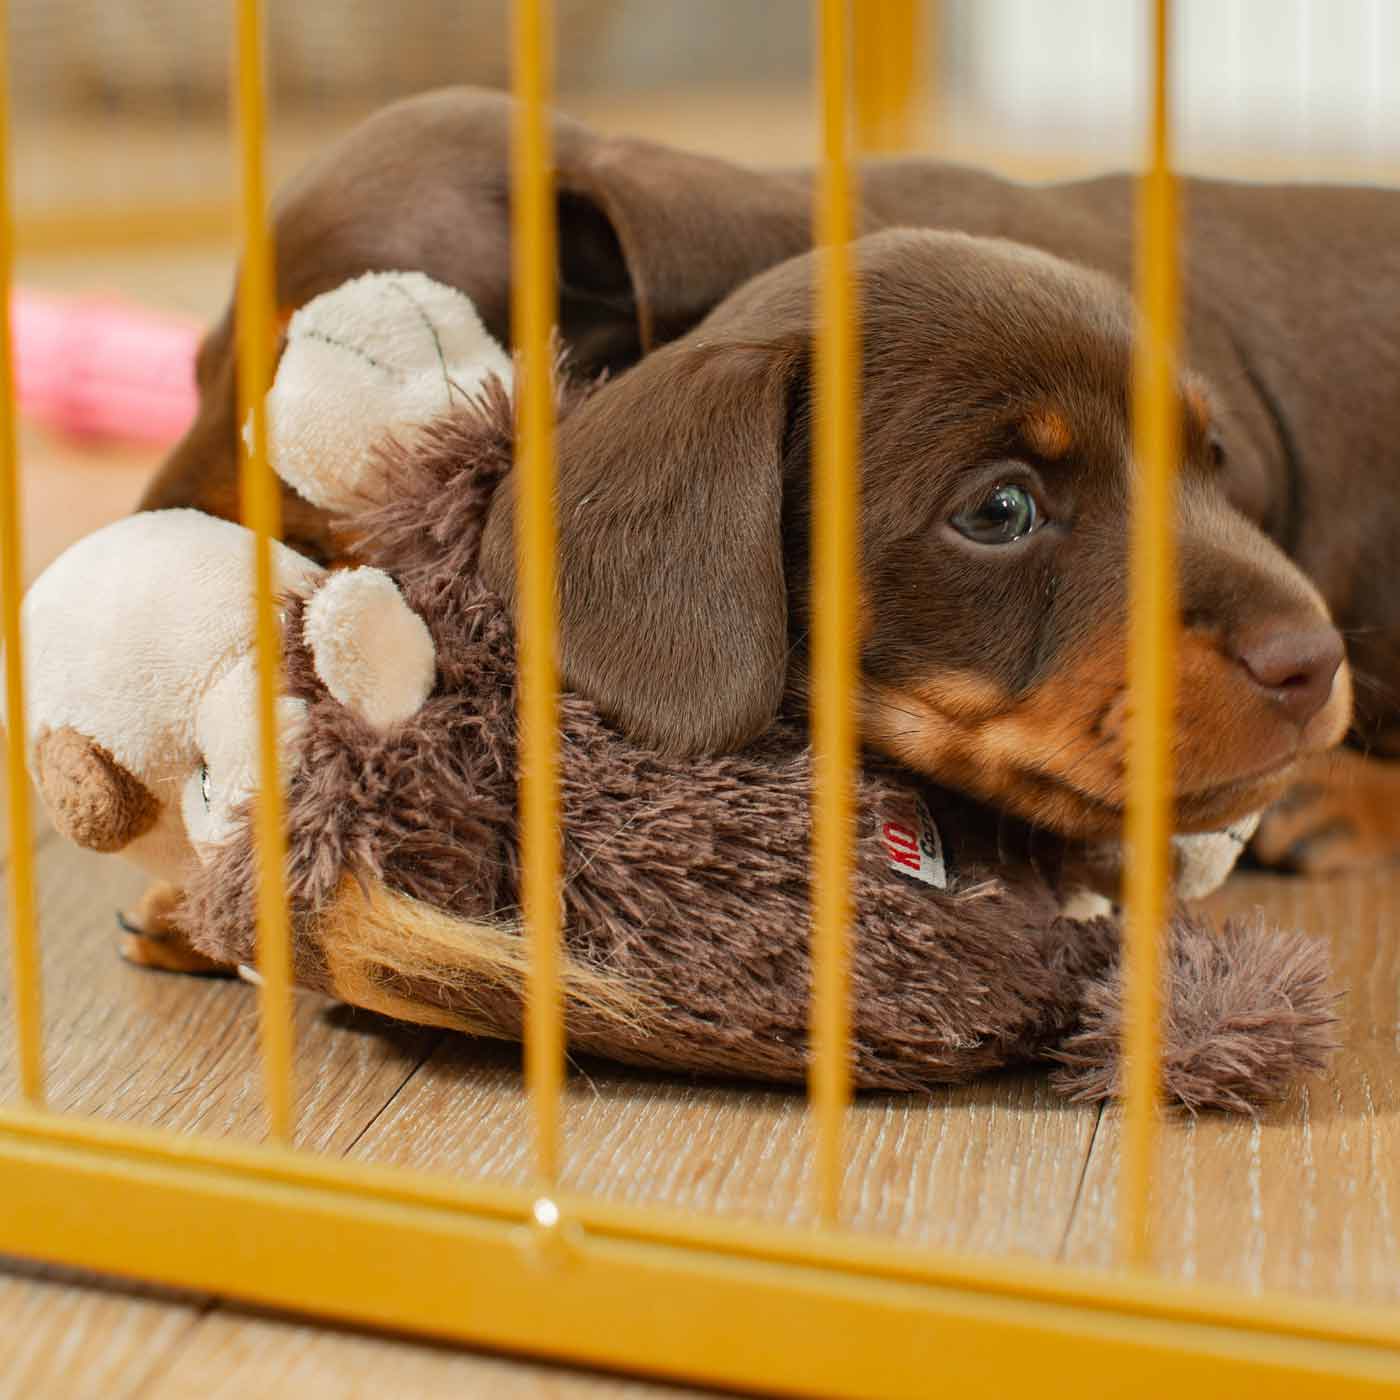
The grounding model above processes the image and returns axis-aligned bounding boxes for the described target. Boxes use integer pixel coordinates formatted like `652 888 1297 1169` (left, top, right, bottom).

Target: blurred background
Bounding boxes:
9 0 1400 576
15 0 1400 205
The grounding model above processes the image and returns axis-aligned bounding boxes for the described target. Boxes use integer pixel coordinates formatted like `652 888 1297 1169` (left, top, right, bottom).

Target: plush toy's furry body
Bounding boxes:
184 385 1339 1110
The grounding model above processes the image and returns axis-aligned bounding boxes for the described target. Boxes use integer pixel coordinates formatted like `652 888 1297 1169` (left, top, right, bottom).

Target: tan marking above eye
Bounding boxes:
1021 406 1074 461
1182 376 1215 442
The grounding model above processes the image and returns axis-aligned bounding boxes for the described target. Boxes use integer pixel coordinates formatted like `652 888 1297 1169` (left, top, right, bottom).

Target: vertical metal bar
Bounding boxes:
234 0 295 1145
1121 0 1179 1271
854 0 922 154
0 4 41 1110
510 0 565 1194
810 0 860 1229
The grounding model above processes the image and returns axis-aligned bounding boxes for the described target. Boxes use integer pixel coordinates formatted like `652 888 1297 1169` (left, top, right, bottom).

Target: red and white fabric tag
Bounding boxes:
880 798 948 889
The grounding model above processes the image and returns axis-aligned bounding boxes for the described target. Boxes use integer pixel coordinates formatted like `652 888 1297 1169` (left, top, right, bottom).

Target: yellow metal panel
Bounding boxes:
809 0 860 1230
510 0 566 1196
1122 0 1180 1269
0 5 1394 1394
3 1116 1400 1398
5 1108 1400 1361
233 0 295 1146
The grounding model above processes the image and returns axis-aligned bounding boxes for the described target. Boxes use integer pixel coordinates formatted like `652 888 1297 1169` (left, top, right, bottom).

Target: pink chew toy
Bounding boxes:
14 288 200 446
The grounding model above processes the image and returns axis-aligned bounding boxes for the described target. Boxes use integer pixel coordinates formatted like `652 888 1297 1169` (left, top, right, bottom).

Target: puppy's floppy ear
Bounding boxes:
481 337 801 756
557 137 814 369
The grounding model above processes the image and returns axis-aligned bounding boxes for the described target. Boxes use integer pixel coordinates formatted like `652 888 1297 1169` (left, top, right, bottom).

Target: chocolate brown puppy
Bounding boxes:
482 229 1351 841
143 86 1399 867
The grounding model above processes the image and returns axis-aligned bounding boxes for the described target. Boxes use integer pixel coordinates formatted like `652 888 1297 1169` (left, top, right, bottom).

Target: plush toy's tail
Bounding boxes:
315 876 653 1038
1050 914 1341 1114
310 876 1338 1114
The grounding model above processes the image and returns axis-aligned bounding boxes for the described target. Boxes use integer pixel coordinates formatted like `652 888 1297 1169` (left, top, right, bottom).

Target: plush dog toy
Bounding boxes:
14 272 1337 1109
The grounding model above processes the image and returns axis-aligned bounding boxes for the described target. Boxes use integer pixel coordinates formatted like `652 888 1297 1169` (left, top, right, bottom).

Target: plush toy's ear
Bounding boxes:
481 330 802 756
33 726 159 853
303 568 436 730
264 270 513 515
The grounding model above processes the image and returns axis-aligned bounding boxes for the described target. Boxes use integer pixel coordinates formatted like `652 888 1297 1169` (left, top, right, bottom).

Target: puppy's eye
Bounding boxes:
1208 432 1226 470
199 762 211 811
951 484 1041 545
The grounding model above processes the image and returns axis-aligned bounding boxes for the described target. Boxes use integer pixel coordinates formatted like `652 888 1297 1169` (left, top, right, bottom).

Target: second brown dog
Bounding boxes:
143 87 1400 870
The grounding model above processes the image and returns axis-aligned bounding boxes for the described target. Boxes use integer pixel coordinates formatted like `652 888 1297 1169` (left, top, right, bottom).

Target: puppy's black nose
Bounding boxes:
1231 622 1345 727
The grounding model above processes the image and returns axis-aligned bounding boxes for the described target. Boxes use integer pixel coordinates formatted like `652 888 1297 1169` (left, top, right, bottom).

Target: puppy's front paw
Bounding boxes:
1252 749 1400 874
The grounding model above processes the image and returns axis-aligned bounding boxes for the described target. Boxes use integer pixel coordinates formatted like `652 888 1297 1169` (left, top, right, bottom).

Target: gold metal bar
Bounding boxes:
810 0 860 1228
234 0 294 1145
0 4 41 1109
1122 0 1179 1269
14 203 236 255
510 0 565 1193
9 1104 1400 1361
5 1113 1400 1398
854 0 922 154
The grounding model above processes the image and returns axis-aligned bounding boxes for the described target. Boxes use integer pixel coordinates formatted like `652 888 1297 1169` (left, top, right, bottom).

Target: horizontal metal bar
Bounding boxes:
14 204 235 253
5 1118 1399 1398
3 1107 1400 1382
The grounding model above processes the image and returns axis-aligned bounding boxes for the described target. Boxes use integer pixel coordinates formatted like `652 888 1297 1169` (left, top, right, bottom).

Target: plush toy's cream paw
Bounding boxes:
304 567 436 730
264 269 512 513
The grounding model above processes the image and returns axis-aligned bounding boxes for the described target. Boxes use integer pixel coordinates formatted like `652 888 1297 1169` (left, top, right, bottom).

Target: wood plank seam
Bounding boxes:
1057 1102 1104 1259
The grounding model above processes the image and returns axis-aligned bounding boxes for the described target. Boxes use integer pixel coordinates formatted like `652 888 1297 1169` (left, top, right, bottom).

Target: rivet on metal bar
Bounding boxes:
234 0 296 1146
0 0 42 1111
511 0 567 1196
1121 0 1180 1271
810 0 861 1230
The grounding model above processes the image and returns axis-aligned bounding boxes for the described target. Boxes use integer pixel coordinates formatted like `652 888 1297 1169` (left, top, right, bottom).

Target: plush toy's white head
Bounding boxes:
16 509 435 885
263 269 513 514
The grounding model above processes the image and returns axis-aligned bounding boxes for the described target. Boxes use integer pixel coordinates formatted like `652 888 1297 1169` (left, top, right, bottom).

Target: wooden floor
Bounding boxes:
4 103 1400 1398
5 764 1400 1397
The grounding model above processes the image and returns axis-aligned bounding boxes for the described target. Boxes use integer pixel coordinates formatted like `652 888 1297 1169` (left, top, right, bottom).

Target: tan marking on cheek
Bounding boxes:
976 636 1129 804
863 683 1010 802
1182 378 1213 438
865 651 1129 837
864 636 1133 836
864 615 1348 840
906 672 1010 723
1172 632 1263 789
1022 406 1074 460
